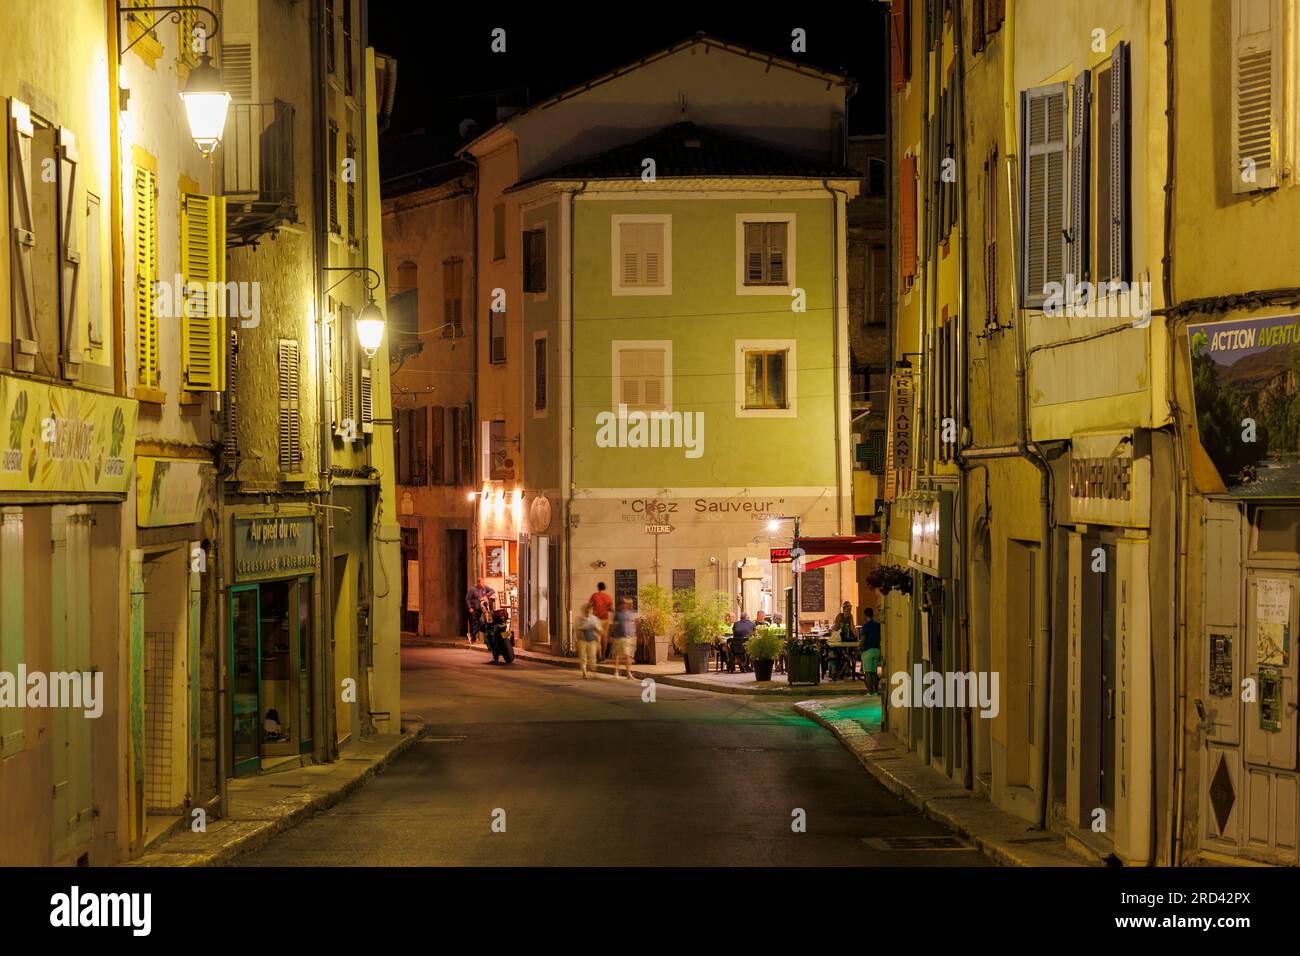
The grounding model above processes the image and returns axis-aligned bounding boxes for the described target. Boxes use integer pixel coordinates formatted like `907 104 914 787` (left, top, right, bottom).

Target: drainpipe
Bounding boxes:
566 181 588 654
313 0 337 763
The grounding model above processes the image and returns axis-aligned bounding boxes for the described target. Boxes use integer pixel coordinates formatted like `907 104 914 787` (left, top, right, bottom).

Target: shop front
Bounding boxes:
228 513 319 777
477 483 523 639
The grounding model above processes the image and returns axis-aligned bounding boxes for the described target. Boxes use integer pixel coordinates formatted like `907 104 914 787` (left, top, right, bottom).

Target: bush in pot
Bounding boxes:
675 586 728 674
637 583 675 664
785 634 822 686
745 625 785 682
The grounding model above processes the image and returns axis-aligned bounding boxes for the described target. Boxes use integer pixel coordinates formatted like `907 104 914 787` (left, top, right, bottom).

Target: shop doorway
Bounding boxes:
229 577 314 777
401 526 419 633
447 529 467 638
142 545 191 831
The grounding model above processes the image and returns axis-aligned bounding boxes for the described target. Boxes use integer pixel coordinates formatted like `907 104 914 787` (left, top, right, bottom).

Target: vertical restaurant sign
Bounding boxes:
0 377 136 494
884 368 914 502
1188 315 1300 496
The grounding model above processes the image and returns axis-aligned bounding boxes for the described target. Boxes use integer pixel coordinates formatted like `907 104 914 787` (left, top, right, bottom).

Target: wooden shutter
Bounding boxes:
767 223 787 284
411 406 427 484
459 406 473 483
341 307 355 437
443 258 462 333
180 193 226 390
86 193 103 348
430 406 444 483
360 366 373 434
987 0 1005 32
346 134 356 240
984 146 998 327
620 348 665 410
222 42 253 102
277 340 301 471
972 0 986 53
133 164 159 388
1020 85 1068 308
891 0 911 90
1068 72 1090 292
56 127 81 380
744 223 764 284
327 123 338 232
8 99 38 371
643 223 664 286
900 155 918 288
534 336 547 410
224 330 239 460
1231 0 1281 194
1106 43 1130 282
394 409 408 484
621 222 642 286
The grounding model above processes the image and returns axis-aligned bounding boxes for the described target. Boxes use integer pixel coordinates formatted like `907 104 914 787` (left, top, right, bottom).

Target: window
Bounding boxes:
612 215 671 294
1019 83 1068 308
900 155 917 292
389 261 419 358
493 203 505 260
327 123 339 234
744 350 788 409
277 340 302 472
741 220 789 287
523 228 546 293
613 343 670 412
533 333 548 413
430 406 445 483
1095 44 1130 283
890 0 911 90
324 0 336 75
736 340 797 417
983 145 999 327
342 0 354 96
442 258 463 336
489 311 506 363
346 133 356 241
868 158 886 197
1231 0 1281 194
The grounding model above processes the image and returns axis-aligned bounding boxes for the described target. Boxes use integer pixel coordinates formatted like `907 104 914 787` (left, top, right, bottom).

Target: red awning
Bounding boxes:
803 554 856 571
794 534 881 557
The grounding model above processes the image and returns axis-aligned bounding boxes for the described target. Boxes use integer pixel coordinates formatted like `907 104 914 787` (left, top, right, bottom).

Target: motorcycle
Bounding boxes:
480 606 515 664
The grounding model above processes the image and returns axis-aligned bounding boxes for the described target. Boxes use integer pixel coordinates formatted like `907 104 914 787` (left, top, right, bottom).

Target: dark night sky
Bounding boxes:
367 7 888 183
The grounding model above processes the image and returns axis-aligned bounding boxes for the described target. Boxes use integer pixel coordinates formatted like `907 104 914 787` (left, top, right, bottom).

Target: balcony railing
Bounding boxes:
222 100 296 247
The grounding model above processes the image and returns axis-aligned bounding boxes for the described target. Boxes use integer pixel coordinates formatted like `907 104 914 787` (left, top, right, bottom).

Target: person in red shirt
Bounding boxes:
589 582 614 657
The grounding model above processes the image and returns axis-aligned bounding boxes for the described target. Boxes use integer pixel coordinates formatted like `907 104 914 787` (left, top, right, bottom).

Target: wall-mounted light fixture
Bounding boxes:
323 267 385 358
118 4 230 156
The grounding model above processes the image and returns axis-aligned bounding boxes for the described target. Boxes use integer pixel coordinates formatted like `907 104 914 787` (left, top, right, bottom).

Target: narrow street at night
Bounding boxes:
236 648 990 867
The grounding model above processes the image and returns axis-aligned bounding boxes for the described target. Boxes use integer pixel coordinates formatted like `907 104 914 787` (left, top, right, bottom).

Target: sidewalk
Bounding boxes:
794 696 1087 866
123 721 425 866
409 636 868 697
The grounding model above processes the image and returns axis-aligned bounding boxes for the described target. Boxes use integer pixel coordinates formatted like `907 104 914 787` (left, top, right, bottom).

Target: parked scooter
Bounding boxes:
480 606 515 664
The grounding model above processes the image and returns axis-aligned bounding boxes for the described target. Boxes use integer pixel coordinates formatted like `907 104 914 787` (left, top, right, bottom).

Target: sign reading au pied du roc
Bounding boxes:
233 514 318 582
0 377 136 494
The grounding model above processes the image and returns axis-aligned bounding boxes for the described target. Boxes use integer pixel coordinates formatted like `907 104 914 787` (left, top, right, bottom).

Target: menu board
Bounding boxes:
615 568 638 610
801 567 825 613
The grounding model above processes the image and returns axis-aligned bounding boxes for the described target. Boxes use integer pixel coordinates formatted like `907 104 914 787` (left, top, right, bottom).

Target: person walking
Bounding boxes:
588 581 614 657
859 607 882 694
466 577 496 643
611 598 638 679
577 603 601 679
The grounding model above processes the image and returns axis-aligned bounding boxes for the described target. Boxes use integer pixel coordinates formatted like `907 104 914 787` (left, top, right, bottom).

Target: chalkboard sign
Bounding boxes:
800 567 825 613
671 568 695 610
615 569 638 610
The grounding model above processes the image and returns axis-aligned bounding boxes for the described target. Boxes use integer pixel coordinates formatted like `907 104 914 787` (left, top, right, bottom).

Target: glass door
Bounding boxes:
298 577 314 755
259 581 295 758
230 586 262 777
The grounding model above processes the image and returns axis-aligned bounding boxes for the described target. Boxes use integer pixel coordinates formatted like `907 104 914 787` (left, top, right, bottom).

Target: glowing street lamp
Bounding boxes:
179 53 231 156
355 298 385 358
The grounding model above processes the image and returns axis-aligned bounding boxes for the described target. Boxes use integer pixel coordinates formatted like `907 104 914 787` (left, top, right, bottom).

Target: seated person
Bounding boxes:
729 613 756 673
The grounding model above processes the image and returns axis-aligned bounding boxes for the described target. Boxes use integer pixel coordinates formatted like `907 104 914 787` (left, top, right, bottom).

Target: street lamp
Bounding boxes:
118 5 229 156
323 267 386 358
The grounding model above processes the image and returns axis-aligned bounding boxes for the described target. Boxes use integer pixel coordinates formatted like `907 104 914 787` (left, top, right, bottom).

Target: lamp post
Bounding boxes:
118 4 230 156
323 266 386 358
765 514 802 633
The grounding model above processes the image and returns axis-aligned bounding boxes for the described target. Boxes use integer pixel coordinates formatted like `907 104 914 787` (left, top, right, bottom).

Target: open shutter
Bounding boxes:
1068 72 1090 295
342 308 355 436
56 128 81 380
1107 43 1131 281
744 223 764 284
133 165 159 388
277 340 301 471
8 99 38 371
1020 84 1068 308
1231 0 1282 194
459 405 474 483
224 330 239 461
180 193 225 390
890 0 910 90
900 154 918 288
360 366 373 434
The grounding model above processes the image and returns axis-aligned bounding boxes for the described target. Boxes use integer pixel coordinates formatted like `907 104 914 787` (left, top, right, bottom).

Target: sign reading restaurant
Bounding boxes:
233 514 318 581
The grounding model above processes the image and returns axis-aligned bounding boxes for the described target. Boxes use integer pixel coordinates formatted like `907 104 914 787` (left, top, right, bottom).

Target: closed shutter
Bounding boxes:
744 223 787 285
459 406 474 483
621 222 642 286
56 127 81 380
224 330 239 460
360 366 373 434
346 134 356 241
987 0 1005 32
8 99 38 371
1231 0 1281 194
644 224 664 286
180 193 226 390
411 406 427 485
337 306 355 437
620 222 664 288
1106 43 1131 282
327 123 338 232
890 0 910 90
767 223 787 284
620 348 665 411
744 223 764 283
1020 84 1068 308
133 164 159 388
534 336 547 410
277 340 301 472
972 0 985 53
1068 72 1090 293
984 146 998 327
430 406 444 483
900 155 918 288
222 42 254 102
443 258 462 334
394 409 407 484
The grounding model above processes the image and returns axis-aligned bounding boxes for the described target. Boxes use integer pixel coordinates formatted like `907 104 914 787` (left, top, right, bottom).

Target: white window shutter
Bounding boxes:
8 98 38 371
643 223 663 286
277 340 301 471
621 223 641 287
1068 73 1090 295
57 127 81 379
1231 0 1281 193
1107 43 1131 282
360 366 373 434
1020 84 1069 308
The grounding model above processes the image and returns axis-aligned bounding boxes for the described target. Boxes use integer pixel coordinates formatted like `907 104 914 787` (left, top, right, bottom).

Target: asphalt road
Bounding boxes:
236 647 993 866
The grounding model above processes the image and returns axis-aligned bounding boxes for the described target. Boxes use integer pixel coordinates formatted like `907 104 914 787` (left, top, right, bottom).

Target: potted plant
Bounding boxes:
785 634 822 686
866 563 914 595
637 583 675 664
745 625 785 682
676 586 727 675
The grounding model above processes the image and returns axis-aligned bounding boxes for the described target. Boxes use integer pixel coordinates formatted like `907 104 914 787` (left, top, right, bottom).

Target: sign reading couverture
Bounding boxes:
232 514 318 581
0 377 136 494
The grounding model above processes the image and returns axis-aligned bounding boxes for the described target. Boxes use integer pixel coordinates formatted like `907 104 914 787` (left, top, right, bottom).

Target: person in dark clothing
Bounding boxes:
466 577 496 643
728 613 756 673
859 608 882 693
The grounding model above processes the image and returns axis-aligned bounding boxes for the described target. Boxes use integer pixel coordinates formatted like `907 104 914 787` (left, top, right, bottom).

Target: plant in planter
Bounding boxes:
785 634 822 686
675 586 728 675
637 583 675 664
745 625 786 682
866 563 914 595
